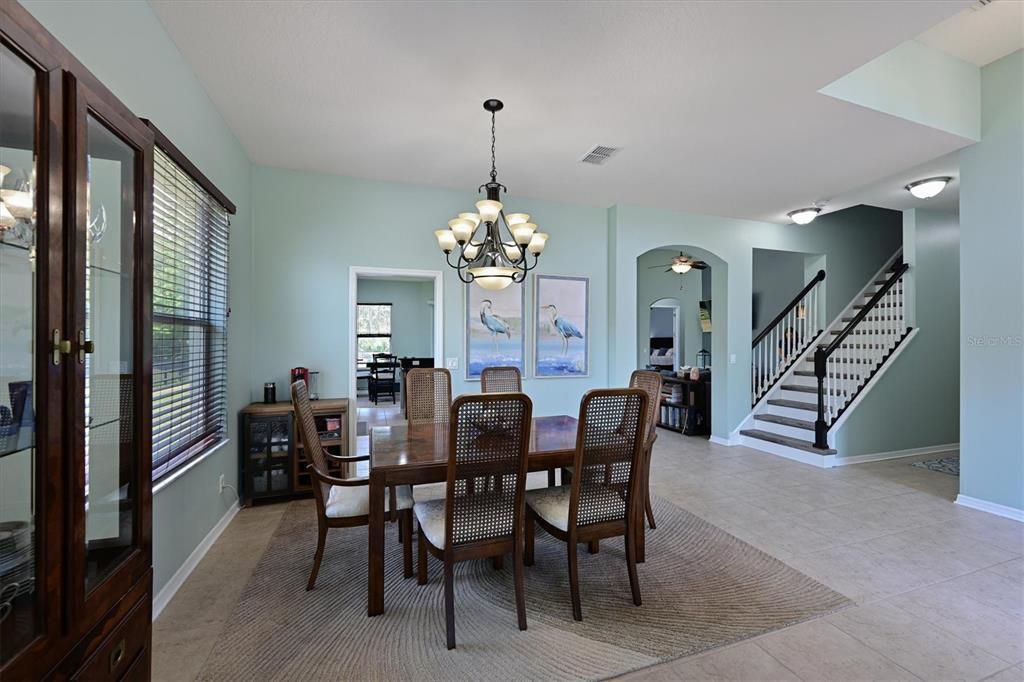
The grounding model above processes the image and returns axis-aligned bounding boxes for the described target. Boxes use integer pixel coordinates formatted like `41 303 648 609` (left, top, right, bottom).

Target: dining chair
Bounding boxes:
524 387 648 621
414 392 534 649
369 353 398 405
405 367 452 425
629 370 663 531
290 379 415 589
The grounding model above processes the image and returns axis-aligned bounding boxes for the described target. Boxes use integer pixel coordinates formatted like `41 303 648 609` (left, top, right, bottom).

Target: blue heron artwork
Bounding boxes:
465 283 524 379
535 275 589 377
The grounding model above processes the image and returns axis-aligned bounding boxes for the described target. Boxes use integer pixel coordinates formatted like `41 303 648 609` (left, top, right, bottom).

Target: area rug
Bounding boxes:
911 456 960 476
197 498 849 681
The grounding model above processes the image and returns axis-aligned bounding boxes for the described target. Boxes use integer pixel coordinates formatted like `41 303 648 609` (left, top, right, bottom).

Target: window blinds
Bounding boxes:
151 146 230 481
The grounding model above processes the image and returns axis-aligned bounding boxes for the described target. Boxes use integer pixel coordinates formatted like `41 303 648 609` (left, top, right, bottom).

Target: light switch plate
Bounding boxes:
446 357 459 370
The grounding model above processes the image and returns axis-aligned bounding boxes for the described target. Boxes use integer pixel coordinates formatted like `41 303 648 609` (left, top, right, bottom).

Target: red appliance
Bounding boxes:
290 367 309 387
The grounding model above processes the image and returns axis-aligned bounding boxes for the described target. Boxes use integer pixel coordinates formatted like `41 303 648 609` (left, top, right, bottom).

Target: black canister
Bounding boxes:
263 382 277 404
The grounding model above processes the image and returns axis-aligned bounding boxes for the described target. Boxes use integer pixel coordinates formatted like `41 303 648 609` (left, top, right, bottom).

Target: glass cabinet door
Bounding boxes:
68 78 152 614
0 37 59 667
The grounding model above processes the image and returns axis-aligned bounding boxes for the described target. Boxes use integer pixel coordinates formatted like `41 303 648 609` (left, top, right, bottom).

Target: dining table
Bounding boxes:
368 414 639 617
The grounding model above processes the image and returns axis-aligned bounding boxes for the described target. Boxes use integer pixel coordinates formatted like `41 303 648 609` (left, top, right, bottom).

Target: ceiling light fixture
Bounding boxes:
905 176 952 200
433 99 548 290
787 207 821 225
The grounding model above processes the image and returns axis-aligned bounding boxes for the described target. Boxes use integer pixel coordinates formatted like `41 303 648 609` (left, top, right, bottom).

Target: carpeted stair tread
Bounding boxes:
740 429 837 455
753 413 815 431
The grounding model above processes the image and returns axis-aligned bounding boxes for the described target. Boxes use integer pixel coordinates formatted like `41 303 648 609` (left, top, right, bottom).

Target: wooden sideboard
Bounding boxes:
238 398 351 506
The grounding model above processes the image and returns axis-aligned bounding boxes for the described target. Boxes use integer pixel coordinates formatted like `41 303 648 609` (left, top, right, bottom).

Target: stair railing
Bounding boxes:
751 269 826 405
813 262 910 448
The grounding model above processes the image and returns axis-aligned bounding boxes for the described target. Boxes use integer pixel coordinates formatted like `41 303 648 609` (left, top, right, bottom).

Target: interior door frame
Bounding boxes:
650 297 681 361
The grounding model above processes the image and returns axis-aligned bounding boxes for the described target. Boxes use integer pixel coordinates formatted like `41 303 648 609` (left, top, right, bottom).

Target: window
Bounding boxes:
151 143 231 481
357 303 392 364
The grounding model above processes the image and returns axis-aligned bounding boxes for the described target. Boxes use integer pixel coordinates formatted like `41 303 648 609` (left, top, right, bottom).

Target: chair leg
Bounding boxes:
401 510 413 579
645 492 657 530
444 557 456 650
588 539 599 554
625 524 642 607
513 539 527 631
417 521 428 586
568 540 582 621
524 512 535 567
307 522 327 591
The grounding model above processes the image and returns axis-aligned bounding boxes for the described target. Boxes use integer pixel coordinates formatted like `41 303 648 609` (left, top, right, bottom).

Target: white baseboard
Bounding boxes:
955 495 1024 523
737 435 835 468
832 442 960 466
709 435 738 447
153 502 240 620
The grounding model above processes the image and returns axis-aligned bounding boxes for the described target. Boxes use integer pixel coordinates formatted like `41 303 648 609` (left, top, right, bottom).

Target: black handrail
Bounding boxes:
752 269 826 348
813 262 909 447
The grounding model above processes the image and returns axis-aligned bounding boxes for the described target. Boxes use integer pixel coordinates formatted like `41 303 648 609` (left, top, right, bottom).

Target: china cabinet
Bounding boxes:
1 1 153 679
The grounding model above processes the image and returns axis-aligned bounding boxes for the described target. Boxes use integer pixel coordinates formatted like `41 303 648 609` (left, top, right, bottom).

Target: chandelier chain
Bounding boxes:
490 111 497 182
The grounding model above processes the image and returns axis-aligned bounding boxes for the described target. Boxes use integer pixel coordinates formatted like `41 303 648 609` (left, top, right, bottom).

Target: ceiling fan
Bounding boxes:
647 252 709 274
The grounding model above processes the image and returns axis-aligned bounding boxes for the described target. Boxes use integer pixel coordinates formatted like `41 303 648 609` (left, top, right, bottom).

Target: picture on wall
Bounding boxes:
535 275 589 378
699 300 713 333
465 282 525 380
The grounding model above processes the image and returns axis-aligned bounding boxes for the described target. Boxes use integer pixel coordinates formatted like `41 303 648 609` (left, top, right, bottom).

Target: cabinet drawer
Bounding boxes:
73 596 150 681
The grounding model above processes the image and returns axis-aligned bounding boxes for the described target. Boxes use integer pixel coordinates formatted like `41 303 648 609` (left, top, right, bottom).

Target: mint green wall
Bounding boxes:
23 0 254 593
636 249 702 370
959 50 1024 512
752 249 809 339
356 279 434 358
250 166 609 417
834 208 960 456
609 205 901 438
820 40 980 141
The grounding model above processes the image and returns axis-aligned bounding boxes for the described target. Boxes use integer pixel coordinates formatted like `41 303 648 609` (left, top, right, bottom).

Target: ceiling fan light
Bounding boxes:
448 217 475 243
512 222 537 245
671 262 692 274
475 199 503 222
468 266 516 290
905 177 951 200
505 212 530 226
527 232 548 255
788 207 821 225
434 229 457 252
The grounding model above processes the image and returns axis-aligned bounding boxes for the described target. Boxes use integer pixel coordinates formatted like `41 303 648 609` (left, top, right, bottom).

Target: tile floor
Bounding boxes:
153 419 1023 681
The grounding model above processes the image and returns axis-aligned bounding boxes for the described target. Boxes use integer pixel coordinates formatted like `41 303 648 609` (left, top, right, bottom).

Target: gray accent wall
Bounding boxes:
959 50 1024 513
752 249 809 339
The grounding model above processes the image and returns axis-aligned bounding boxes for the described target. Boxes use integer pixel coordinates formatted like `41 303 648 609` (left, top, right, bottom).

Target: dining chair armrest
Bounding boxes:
325 452 370 463
307 465 369 487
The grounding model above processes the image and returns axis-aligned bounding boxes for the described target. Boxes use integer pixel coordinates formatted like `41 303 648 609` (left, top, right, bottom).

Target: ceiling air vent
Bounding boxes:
579 145 620 165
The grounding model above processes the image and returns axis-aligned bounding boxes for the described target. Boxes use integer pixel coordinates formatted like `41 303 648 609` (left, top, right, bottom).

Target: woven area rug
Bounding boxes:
911 456 960 476
198 498 849 681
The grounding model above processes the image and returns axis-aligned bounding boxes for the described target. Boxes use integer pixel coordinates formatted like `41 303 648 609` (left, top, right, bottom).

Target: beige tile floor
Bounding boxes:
154 413 1023 681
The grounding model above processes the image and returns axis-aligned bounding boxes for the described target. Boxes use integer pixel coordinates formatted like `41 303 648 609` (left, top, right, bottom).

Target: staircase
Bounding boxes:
739 251 913 465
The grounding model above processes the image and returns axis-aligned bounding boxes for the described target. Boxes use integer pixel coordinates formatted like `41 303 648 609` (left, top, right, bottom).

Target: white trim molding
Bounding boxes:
832 442 959 466
709 435 740 447
153 502 239 620
955 495 1024 523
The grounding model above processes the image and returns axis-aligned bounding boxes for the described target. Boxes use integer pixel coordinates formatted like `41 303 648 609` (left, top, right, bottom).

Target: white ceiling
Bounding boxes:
151 0 978 223
917 0 1024 67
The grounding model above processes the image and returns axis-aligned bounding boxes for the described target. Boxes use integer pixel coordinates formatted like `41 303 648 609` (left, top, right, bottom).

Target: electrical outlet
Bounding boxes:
446 357 459 370
218 474 226 492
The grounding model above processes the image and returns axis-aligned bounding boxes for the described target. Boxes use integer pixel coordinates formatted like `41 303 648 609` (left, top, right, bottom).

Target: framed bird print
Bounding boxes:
465 282 526 380
534 275 589 378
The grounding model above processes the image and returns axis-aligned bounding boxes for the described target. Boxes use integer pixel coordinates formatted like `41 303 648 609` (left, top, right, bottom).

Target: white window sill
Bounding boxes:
153 438 231 495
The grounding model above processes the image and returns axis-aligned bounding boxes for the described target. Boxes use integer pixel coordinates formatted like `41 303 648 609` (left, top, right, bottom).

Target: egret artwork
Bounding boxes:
466 284 524 379
535 275 589 377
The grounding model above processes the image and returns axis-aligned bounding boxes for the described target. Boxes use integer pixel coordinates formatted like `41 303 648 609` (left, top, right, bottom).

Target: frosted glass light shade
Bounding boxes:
671 262 692 273
503 244 523 262
448 217 475 243
468 266 516 290
435 229 457 252
505 213 530 226
787 208 820 225
527 232 548 255
0 189 32 220
512 222 537 245
905 177 951 199
459 212 481 228
0 165 9 183
0 202 15 229
475 199 503 222
462 241 481 260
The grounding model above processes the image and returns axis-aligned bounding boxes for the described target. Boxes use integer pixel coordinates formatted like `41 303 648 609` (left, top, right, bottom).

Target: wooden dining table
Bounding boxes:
367 415 585 616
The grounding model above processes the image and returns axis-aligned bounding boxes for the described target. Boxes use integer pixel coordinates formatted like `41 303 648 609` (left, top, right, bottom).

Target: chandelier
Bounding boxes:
433 99 548 290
